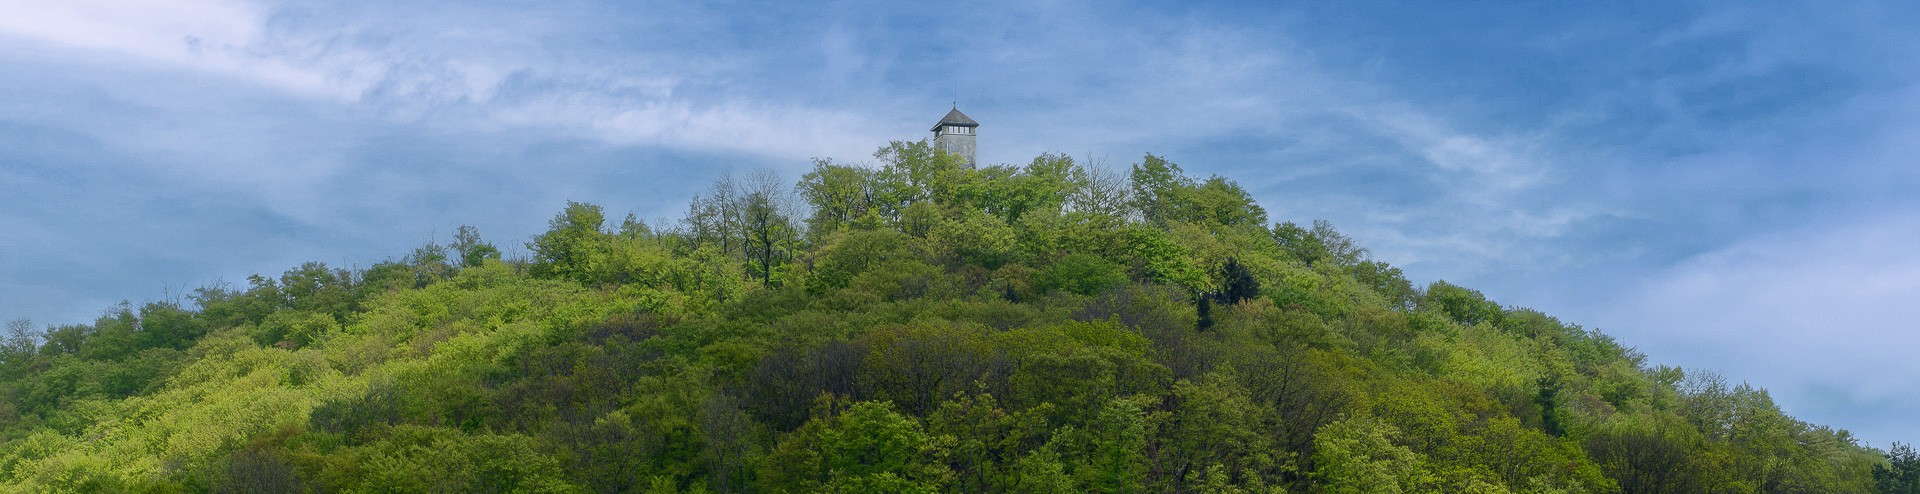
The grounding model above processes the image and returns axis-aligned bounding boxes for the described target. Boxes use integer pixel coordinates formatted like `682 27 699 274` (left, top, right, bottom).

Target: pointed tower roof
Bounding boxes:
931 107 978 131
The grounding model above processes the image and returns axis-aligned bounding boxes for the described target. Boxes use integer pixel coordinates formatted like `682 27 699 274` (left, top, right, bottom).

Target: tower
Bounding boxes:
931 106 978 168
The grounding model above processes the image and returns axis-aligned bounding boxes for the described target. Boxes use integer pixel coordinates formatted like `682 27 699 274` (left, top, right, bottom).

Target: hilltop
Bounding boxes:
0 141 1908 493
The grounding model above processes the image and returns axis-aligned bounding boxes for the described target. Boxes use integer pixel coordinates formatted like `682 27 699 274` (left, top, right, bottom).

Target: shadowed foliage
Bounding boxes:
0 146 1893 493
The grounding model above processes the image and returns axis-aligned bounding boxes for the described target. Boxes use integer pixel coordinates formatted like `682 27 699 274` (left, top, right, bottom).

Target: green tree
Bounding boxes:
0 320 38 376
1128 154 1194 225
798 158 876 239
1421 280 1505 327
857 325 989 416
0 143 1891 494
528 201 609 282
1273 219 1365 268
869 140 968 221
452 225 502 268
738 173 800 288
1214 258 1260 305
1036 253 1128 296
966 153 1077 224
1063 156 1131 218
1312 416 1435 494
347 426 580 493
924 392 1054 493
1877 442 1920 494
1584 415 1711 494
1064 397 1151 494
1150 372 1281 491
760 401 951 493
1182 176 1266 228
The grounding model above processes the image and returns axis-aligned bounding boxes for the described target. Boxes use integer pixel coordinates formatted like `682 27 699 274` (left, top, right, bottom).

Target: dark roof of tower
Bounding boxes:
931 107 978 131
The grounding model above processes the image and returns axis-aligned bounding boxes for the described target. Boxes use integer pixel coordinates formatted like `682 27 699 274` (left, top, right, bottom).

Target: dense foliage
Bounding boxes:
0 141 1902 492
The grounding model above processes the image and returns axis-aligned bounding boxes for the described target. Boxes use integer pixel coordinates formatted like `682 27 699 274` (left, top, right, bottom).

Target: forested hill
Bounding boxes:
1 141 1910 493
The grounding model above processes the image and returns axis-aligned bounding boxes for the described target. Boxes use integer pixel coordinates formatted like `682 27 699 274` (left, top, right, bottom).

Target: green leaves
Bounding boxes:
0 144 1891 494
1311 416 1435 494
347 425 580 493
1036 253 1128 296
452 225 502 268
762 401 952 493
1130 155 1264 228
1877 442 1920 494
1421 280 1506 327
528 201 610 283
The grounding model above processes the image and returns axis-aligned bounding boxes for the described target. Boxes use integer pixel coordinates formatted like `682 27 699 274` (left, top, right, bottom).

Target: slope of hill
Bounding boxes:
0 141 1904 493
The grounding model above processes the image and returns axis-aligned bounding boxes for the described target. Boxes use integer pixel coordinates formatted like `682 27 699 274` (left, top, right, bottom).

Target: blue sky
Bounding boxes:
4 0 1919 446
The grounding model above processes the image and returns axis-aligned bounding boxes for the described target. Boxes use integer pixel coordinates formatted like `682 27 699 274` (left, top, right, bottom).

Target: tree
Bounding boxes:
856 140 969 225
276 262 360 320
798 158 876 239
1350 260 1415 310
401 240 454 287
1273 219 1364 268
738 172 800 288
745 340 870 431
1877 442 1920 494
700 392 760 494
683 178 733 254
1150 372 1280 491
1584 415 1710 493
1183 176 1266 228
1062 397 1152 493
1420 281 1505 327
761 401 952 493
4 319 37 355
527 201 608 282
1064 156 1131 219
682 173 799 288
0 143 1891 493
924 392 1050 493
0 319 38 375
1196 297 1214 331
1214 258 1260 306
1128 154 1194 225
1311 416 1434 494
968 153 1076 224
213 446 306 494
452 225 501 268
1036 253 1128 296
1125 154 1263 228
857 325 990 416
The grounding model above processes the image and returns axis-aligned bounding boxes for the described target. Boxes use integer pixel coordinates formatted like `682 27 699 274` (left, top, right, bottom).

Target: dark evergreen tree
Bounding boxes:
1214 257 1260 306
1879 442 1920 494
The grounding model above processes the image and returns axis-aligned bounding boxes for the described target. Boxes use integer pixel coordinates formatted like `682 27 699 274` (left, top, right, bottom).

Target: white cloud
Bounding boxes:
0 0 262 60
0 1 1624 288
1617 211 1920 440
0 0 362 97
0 0 901 165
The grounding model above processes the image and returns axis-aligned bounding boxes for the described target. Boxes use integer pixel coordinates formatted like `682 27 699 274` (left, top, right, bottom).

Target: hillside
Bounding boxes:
0 141 1907 493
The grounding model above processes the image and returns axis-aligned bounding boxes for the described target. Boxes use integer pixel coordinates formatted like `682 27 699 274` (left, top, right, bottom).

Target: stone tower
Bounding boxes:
931 106 978 168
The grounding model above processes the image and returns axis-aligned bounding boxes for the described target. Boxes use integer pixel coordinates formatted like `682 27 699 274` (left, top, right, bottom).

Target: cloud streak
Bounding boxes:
1616 210 1920 445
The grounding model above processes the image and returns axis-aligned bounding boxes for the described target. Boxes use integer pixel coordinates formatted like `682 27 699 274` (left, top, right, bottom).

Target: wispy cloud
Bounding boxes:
1617 209 1920 443
0 0 902 166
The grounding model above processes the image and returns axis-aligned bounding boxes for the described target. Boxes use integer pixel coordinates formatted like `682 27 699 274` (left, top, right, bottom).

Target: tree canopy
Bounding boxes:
0 143 1895 493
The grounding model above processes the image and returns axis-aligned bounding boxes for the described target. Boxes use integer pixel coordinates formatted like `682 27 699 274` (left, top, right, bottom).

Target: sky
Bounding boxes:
2 0 1918 446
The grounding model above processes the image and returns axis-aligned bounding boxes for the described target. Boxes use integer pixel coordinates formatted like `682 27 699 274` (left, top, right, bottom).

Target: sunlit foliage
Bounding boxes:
0 144 1892 493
